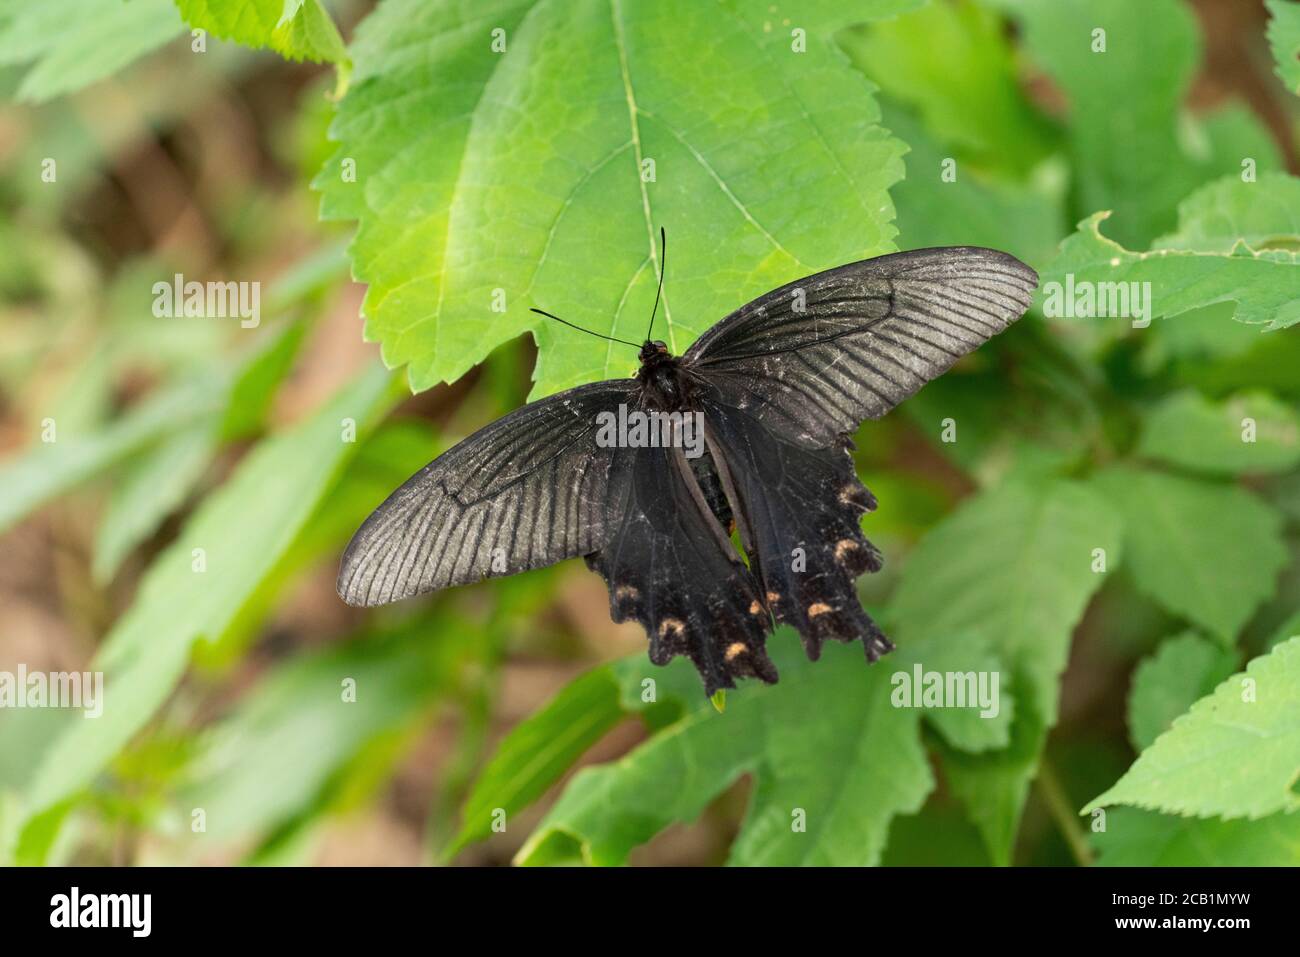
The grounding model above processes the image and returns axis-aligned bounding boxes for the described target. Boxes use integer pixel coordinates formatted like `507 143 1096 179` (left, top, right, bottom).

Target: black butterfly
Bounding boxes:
338 236 1037 695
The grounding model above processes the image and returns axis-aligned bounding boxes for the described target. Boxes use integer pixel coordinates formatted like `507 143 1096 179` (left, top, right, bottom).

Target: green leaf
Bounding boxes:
449 665 628 857
0 372 226 535
909 632 1016 754
452 643 733 860
1154 172 1300 258
841 0 1057 176
0 301 310 538
879 800 992 866
316 0 919 398
898 323 1103 483
891 478 1121 863
1091 466 1287 644
1265 609 1300 651
1267 0 1300 96
938 682 1050 866
1094 807 1300 866
193 418 445 677
1127 632 1238 752
874 103 1064 269
1085 637 1300 819
1003 0 1266 248
18 364 399 849
1137 390 1300 477
181 611 463 847
1144 302 1268 365
1192 104 1286 184
289 419 448 563
1040 211 1300 330
174 0 347 64
516 639 932 867
92 421 217 584
0 0 182 102
218 316 311 441
0 709 71 794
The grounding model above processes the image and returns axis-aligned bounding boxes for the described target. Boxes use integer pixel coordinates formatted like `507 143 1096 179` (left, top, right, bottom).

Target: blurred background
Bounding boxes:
0 0 1297 866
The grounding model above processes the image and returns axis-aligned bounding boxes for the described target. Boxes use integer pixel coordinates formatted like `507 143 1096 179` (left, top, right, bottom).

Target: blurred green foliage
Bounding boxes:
1 0 1298 868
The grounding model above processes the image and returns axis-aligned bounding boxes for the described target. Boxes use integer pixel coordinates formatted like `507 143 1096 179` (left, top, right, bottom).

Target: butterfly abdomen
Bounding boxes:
687 446 734 534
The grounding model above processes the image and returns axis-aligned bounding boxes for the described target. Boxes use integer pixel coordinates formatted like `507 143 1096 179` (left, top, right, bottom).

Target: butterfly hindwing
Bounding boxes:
701 386 890 663
585 442 777 695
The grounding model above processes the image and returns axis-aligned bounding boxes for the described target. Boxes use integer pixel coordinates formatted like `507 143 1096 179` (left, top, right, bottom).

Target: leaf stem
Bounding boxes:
1036 759 1094 867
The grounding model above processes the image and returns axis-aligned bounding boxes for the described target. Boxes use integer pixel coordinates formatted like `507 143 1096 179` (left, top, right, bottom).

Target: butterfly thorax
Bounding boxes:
636 340 694 411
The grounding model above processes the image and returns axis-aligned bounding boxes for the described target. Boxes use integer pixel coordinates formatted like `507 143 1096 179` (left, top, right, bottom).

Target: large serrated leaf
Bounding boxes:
1154 172 1300 257
1086 637 1300 819
1039 212 1300 330
315 0 921 398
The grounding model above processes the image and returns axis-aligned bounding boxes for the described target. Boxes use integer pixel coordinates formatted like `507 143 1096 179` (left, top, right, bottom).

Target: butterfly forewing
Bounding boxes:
684 246 1038 446
337 380 637 606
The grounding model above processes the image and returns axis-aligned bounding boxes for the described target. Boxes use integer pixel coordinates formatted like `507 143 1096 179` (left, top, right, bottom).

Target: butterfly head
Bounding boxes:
639 339 670 363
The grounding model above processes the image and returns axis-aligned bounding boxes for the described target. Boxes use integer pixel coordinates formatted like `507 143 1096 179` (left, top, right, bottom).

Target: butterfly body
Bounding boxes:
339 246 1038 695
635 339 693 411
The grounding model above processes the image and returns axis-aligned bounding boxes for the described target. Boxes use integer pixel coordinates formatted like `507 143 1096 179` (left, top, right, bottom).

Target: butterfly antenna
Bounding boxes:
529 308 641 348
645 226 666 343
